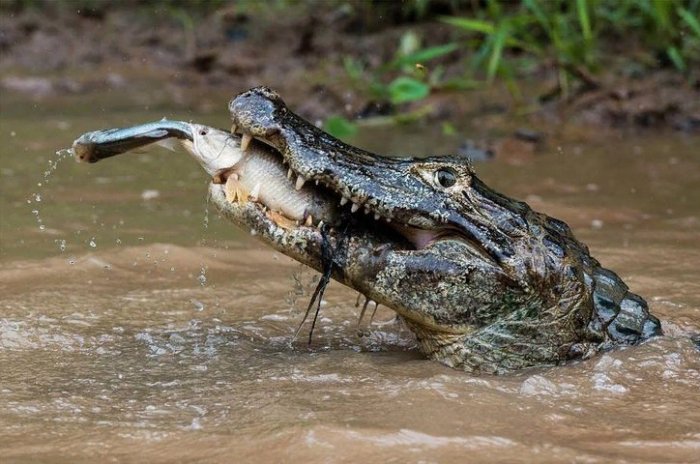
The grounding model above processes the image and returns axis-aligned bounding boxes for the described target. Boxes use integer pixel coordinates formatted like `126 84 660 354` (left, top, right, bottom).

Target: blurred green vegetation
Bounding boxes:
7 0 696 81
346 0 699 99
4 0 698 136
442 0 700 97
328 0 700 136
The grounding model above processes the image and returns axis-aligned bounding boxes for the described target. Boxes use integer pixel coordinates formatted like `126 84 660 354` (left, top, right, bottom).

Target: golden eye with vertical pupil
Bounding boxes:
434 168 457 188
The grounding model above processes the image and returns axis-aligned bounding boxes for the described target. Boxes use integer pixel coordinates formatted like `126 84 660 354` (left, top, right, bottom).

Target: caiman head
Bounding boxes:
212 87 660 373
73 87 662 374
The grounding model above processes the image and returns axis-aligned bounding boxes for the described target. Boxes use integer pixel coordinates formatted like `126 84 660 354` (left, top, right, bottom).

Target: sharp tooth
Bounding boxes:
249 182 261 201
287 168 293 180
241 133 252 151
231 124 238 134
317 221 324 229
351 203 360 213
315 180 319 186
374 213 380 220
364 207 370 215
386 218 391 222
295 176 306 190
304 214 313 226
340 197 349 206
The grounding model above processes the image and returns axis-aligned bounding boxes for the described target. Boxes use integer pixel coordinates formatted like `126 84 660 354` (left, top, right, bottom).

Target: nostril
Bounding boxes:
199 129 207 136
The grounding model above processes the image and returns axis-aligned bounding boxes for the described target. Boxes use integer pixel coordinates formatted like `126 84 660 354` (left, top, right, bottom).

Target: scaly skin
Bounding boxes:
217 87 662 374
71 88 663 374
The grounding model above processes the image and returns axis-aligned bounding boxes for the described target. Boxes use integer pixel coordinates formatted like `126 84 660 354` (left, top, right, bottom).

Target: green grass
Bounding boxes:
443 0 700 97
5 0 696 135
327 0 699 137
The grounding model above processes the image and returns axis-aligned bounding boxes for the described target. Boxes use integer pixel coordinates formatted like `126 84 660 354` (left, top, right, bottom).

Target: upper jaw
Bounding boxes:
228 87 516 262
228 87 443 228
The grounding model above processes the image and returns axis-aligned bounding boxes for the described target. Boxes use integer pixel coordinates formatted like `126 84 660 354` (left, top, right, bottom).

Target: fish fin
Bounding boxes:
141 129 169 138
156 138 181 152
266 210 296 230
225 177 248 204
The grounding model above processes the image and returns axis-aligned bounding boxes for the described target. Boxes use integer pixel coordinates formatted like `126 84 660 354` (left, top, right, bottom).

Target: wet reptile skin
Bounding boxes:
217 87 662 374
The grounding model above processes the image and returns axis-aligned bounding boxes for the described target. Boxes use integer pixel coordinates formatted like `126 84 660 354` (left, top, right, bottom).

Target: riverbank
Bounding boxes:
1 2 698 134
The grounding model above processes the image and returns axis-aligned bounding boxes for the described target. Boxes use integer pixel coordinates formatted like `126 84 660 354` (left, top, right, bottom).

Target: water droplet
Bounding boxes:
203 195 210 230
28 150 72 233
89 238 97 248
30 209 44 231
191 299 205 312
197 267 207 286
55 239 66 252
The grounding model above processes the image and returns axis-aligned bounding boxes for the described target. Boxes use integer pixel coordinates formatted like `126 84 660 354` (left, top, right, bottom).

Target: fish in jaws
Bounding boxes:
72 87 662 374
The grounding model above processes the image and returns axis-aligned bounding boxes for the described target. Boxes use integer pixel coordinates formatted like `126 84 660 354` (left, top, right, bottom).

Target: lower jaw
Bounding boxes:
209 183 333 272
209 182 408 285
210 183 467 355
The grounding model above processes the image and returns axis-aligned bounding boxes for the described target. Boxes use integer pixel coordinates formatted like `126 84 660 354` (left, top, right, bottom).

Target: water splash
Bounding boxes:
203 195 210 230
44 148 72 183
27 149 73 233
197 266 207 286
196 195 211 287
191 299 205 312
30 209 45 231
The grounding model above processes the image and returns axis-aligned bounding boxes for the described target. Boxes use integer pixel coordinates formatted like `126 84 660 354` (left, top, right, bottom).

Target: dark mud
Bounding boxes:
1 4 698 134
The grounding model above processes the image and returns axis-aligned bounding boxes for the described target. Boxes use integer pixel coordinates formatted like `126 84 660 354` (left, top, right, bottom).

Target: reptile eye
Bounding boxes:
434 168 457 188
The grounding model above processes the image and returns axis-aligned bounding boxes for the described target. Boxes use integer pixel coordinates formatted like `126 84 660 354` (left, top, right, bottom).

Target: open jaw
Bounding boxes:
70 90 663 371
206 131 448 260
201 125 489 320
226 87 511 265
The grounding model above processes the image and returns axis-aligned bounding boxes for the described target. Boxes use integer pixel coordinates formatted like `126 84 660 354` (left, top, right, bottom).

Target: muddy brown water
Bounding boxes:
1 89 699 463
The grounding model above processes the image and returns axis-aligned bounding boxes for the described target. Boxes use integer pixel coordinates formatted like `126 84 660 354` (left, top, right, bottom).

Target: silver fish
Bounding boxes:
72 121 337 224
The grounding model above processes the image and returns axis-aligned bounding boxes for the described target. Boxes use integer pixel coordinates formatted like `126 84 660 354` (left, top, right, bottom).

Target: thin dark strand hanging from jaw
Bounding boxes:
292 223 349 345
369 301 380 324
305 225 333 344
306 224 346 344
357 297 371 328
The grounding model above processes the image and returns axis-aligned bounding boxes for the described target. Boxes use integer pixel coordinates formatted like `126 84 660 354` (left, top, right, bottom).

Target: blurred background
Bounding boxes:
2 0 699 133
1 2 699 463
